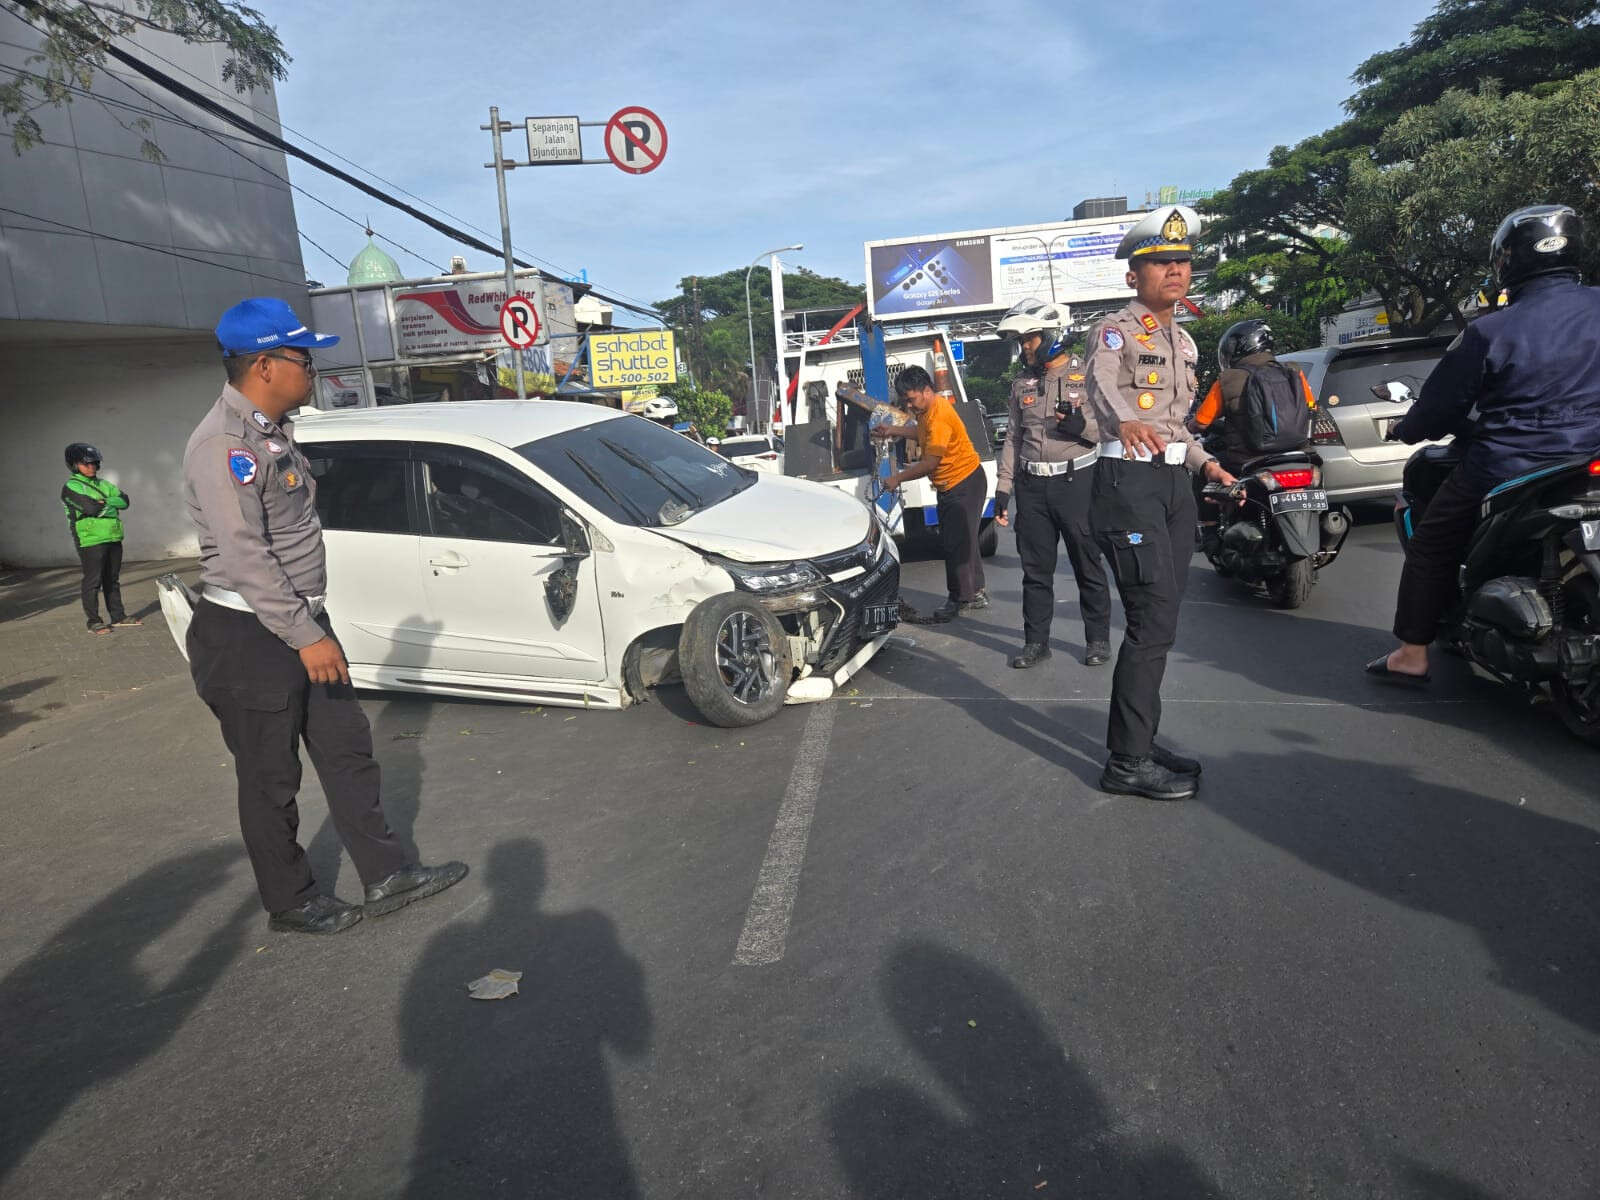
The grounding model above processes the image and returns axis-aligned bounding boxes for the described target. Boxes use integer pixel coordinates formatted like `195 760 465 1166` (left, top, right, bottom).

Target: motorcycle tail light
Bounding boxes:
1272 468 1316 489
1589 459 1600 476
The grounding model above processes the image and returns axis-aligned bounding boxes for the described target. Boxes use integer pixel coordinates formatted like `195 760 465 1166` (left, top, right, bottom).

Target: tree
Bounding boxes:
664 385 733 439
1 0 289 159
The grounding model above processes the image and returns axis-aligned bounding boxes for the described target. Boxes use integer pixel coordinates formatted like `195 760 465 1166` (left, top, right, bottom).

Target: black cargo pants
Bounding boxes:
187 601 406 913
1090 458 1196 758
1015 467 1112 646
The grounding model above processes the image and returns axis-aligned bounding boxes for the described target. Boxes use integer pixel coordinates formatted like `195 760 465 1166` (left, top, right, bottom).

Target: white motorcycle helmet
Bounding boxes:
996 297 1070 366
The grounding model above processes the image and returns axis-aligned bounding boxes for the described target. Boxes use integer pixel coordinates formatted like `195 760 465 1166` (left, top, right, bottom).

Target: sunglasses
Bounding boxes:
263 351 317 375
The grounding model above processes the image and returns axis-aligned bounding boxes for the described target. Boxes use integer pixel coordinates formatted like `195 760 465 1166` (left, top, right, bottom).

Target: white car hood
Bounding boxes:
660 474 871 563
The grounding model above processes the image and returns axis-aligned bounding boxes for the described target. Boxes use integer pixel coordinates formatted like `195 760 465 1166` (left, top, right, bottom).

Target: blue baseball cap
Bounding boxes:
215 297 340 356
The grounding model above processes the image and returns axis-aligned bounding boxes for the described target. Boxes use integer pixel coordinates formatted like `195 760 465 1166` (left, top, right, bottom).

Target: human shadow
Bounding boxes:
828 940 1225 1198
1200 741 1600 1034
400 838 651 1198
0 676 59 737
1396 1160 1506 1199
308 616 442 893
0 846 253 1183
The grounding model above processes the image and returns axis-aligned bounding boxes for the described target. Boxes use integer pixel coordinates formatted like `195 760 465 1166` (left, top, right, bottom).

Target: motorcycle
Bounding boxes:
1199 449 1353 609
1384 383 1600 745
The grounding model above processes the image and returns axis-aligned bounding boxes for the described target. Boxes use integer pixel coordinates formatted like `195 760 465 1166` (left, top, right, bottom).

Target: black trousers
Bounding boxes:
77 541 125 628
937 466 988 602
187 601 406 913
1393 466 1495 645
1015 467 1112 645
1090 459 1196 757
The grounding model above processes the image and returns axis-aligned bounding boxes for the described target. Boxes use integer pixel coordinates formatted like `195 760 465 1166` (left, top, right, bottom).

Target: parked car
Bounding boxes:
1275 334 1455 504
986 410 1009 450
157 401 899 727
715 433 784 474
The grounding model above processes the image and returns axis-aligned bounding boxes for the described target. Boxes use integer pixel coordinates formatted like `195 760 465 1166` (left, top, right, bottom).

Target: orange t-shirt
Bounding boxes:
916 397 981 492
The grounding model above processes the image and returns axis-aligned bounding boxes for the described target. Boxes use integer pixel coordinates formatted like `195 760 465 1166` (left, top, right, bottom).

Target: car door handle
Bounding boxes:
428 552 470 569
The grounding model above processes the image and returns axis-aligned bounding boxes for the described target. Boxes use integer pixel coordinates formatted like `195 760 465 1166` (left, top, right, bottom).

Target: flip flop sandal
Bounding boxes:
1364 655 1430 687
89 625 111 636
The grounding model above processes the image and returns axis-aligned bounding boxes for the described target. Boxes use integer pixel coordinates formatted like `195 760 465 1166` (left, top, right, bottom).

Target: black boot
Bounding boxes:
1150 743 1202 776
1010 642 1052 669
931 599 961 621
269 894 364 935
1084 641 1112 667
1098 754 1198 801
364 861 469 916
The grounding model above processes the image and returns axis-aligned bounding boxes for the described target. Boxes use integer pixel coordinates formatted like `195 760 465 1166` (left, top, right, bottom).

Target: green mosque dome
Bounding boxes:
347 235 403 285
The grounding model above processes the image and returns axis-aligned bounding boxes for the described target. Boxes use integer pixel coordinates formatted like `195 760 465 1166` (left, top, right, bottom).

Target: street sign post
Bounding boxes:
603 106 667 175
499 295 541 349
525 116 581 164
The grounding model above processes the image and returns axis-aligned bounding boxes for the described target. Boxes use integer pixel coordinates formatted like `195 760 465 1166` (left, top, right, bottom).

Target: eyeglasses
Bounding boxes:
263 351 317 376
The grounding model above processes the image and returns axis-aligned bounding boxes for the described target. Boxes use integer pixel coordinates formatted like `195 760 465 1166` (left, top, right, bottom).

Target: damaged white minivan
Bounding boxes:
158 401 900 727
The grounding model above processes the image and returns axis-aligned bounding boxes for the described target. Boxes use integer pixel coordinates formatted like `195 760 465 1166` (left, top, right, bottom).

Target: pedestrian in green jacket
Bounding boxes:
61 442 139 634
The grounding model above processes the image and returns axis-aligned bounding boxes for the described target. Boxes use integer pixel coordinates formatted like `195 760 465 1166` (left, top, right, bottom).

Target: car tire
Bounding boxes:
1268 557 1315 609
679 593 793 727
979 520 999 559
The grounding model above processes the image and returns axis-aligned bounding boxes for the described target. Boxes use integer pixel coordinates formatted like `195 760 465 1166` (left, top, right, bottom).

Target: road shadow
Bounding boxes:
1201 740 1600 1034
400 837 651 1198
827 940 1225 1198
0 676 60 737
308 616 441 894
0 846 253 1184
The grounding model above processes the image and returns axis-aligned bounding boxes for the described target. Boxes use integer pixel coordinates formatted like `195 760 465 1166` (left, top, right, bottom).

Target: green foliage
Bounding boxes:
664 384 733 438
656 267 864 402
2 1 289 159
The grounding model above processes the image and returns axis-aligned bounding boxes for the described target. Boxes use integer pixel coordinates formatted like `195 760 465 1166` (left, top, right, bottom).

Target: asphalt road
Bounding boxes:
2 514 1597 1198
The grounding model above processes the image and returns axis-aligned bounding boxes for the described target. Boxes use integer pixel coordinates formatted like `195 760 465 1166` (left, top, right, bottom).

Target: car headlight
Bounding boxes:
715 558 824 593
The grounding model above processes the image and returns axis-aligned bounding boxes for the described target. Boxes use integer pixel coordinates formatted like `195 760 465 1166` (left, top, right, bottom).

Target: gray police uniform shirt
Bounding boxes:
1084 300 1213 474
996 354 1100 495
182 384 327 649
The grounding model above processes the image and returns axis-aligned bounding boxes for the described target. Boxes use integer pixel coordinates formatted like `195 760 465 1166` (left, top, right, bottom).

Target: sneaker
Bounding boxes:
269 894 363 935
1010 642 1052 669
363 861 469 917
1098 754 1198 801
1084 641 1112 667
958 591 990 611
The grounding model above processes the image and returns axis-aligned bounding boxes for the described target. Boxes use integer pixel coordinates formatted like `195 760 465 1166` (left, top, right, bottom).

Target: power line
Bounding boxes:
70 25 666 312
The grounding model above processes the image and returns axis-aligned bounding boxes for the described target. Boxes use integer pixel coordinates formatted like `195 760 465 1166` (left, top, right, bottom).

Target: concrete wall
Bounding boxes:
0 337 219 566
0 7 307 327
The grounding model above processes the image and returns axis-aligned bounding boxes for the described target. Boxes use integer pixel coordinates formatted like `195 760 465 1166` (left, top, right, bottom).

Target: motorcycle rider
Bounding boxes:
1368 204 1600 684
1190 318 1318 548
992 298 1113 669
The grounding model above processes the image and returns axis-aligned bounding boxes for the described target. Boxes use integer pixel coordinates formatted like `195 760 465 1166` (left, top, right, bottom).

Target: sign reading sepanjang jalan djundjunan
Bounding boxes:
394 280 547 355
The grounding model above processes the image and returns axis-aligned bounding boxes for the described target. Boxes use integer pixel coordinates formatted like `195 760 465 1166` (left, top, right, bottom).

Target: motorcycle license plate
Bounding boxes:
1583 520 1600 551
1269 489 1329 514
861 604 899 638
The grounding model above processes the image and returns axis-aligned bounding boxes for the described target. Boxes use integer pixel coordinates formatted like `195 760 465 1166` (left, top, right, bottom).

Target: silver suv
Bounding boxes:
1276 335 1454 504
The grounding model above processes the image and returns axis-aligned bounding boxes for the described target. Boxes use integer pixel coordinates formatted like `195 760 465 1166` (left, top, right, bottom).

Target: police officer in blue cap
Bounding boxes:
183 298 466 934
1369 204 1600 685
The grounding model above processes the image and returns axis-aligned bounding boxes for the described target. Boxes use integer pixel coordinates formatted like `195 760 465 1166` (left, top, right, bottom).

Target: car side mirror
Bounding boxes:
559 508 591 558
1372 381 1415 404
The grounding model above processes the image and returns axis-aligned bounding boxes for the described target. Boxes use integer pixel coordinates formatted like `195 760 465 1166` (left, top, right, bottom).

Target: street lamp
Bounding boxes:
747 243 803 429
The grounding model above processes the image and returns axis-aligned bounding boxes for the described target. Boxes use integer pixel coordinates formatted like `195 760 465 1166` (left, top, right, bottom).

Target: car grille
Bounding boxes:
816 554 900 673
812 537 876 577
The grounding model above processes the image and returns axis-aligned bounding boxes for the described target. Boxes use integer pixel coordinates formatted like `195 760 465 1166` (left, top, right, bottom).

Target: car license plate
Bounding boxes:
1269 489 1329 514
861 603 899 637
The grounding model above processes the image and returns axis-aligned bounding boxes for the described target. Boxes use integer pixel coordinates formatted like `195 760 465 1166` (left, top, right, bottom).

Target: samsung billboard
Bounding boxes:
864 215 1143 320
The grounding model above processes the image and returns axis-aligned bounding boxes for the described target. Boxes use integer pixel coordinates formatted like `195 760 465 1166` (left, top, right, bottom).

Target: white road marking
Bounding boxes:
825 695 1477 708
733 703 836 967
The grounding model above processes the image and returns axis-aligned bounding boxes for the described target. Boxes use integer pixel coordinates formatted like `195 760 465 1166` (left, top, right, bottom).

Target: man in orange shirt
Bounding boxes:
873 365 988 620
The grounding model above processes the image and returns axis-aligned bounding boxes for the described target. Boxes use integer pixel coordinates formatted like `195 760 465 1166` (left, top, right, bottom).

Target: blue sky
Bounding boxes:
269 0 1437 313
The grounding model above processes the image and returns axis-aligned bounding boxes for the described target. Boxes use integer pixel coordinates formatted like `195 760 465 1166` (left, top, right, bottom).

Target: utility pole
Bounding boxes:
691 275 702 388
485 105 526 399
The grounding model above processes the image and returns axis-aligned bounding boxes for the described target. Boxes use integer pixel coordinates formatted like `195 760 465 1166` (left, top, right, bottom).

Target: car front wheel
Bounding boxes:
679 593 793 727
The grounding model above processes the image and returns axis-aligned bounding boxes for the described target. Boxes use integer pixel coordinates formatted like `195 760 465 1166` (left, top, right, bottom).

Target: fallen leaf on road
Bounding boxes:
466 969 522 1001
967 1019 977 1028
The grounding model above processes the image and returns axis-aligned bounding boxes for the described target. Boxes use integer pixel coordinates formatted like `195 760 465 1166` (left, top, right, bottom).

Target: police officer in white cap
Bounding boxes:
1082 208 1236 801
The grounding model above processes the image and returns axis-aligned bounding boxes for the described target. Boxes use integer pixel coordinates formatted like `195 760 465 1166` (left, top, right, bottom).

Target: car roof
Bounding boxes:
293 399 624 445
1278 334 1455 364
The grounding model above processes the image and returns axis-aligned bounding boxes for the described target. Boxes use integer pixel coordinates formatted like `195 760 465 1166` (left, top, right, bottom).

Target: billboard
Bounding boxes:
865 215 1142 320
393 279 547 355
588 330 678 389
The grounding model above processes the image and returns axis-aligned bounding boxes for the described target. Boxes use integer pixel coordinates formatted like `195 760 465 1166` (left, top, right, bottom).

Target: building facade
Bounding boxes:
0 7 307 566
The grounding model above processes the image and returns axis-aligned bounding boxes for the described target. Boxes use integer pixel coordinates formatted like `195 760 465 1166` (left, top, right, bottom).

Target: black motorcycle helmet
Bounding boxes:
1216 319 1275 372
1490 204 1583 291
64 442 102 469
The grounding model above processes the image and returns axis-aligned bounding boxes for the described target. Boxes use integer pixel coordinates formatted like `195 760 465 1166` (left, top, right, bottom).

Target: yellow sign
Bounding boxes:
588 330 678 389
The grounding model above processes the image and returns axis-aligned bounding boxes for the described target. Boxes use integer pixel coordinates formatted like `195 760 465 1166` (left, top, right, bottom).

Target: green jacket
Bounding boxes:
61 474 129 548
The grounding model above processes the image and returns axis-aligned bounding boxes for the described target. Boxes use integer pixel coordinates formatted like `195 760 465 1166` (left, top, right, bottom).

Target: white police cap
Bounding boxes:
1115 206 1201 262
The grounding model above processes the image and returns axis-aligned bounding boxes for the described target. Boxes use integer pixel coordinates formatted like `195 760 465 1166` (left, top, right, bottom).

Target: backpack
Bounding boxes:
1239 361 1311 454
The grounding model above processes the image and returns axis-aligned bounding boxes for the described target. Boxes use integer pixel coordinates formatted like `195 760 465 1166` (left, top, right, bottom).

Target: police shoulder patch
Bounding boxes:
1139 312 1159 333
251 410 272 430
227 447 258 485
1102 327 1125 351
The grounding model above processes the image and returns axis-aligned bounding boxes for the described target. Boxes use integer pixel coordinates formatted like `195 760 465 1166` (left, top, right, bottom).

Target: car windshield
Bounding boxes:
719 438 771 457
519 414 757 527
